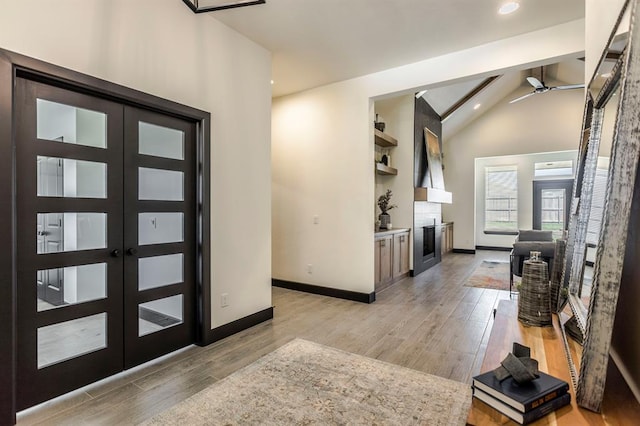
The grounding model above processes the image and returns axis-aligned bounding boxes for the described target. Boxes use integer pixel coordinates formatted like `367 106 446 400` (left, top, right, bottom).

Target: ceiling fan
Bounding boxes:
509 69 584 104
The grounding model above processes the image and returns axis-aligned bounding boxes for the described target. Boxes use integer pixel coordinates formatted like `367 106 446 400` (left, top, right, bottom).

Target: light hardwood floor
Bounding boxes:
18 251 510 425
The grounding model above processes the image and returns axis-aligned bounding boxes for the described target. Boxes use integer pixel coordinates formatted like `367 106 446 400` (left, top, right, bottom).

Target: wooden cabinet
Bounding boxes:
441 222 453 255
375 229 410 291
374 235 393 287
393 232 410 277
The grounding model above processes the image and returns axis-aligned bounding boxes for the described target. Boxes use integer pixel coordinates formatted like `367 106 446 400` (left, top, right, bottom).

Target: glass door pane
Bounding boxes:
37 313 107 369
541 188 565 240
37 156 107 199
37 99 107 148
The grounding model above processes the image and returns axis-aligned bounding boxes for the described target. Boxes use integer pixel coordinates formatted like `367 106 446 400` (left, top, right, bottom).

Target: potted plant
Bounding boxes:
377 189 396 230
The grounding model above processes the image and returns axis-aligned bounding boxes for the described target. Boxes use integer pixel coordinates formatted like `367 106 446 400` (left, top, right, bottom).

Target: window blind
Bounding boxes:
485 165 518 232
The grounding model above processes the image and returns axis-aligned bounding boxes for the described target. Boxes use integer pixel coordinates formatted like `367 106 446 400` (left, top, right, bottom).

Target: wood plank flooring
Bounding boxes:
17 251 511 425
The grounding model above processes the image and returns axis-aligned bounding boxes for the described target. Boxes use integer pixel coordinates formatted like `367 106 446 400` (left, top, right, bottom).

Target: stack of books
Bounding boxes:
471 370 571 425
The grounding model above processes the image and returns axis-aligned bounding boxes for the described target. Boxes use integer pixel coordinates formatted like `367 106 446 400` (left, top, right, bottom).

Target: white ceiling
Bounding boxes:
210 0 585 97
421 59 585 140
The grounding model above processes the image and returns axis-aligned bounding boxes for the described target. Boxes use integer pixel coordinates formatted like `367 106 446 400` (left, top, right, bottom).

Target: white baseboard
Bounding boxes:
610 348 640 405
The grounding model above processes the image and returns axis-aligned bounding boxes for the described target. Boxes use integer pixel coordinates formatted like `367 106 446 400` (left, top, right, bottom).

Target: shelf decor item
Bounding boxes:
374 113 386 132
517 258 552 327
377 189 396 230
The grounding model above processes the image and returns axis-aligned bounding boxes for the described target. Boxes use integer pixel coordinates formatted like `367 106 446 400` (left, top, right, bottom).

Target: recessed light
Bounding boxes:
498 1 520 15
600 72 612 78
474 103 482 110
270 80 275 85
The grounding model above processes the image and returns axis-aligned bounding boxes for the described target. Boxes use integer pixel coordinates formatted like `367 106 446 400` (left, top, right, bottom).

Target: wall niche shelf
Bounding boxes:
376 163 398 175
374 129 398 148
374 128 398 175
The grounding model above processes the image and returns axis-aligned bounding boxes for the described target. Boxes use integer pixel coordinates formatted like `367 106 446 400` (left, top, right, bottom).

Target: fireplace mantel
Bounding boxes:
414 187 452 204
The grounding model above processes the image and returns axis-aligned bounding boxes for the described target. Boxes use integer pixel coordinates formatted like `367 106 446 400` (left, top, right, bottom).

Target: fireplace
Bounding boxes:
423 226 436 260
413 202 442 276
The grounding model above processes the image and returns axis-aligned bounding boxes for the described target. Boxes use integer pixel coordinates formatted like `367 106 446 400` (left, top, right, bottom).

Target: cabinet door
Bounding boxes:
441 226 447 255
376 236 393 286
394 232 410 276
441 223 453 254
400 232 410 274
374 239 381 284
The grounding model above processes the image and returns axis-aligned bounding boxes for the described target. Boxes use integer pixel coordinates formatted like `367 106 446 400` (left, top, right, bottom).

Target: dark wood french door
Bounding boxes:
533 179 574 240
16 79 196 409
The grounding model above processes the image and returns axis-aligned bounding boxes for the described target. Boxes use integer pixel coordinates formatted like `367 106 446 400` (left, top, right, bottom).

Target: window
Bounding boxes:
534 160 573 178
485 165 518 232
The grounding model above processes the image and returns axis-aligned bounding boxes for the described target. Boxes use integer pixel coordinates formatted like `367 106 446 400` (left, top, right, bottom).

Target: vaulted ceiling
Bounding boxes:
422 59 585 140
210 0 585 97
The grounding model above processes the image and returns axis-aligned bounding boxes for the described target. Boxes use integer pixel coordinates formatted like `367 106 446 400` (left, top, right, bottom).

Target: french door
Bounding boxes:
16 79 196 409
533 179 574 239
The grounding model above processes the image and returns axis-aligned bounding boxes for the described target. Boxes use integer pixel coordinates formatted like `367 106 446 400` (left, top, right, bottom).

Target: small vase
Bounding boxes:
379 213 390 229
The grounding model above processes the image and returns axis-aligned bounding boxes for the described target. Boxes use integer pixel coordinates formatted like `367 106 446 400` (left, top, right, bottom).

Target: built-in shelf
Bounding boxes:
374 129 398 148
376 163 398 175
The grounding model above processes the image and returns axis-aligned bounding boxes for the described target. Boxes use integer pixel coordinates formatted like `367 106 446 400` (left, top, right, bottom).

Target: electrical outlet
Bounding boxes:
221 293 229 307
307 264 313 274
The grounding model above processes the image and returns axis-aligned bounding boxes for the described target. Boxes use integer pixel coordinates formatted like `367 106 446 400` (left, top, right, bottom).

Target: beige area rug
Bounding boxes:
143 339 471 425
464 260 511 291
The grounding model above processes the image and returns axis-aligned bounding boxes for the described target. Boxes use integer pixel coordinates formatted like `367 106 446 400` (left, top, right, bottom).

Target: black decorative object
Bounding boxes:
492 343 540 384
381 154 388 165
374 113 386 132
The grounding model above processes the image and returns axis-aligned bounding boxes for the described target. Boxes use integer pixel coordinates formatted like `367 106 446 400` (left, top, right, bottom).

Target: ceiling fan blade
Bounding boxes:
550 83 585 91
526 76 545 89
509 92 536 104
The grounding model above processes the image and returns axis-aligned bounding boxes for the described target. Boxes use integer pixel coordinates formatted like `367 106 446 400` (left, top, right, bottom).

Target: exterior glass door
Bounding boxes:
16 79 196 409
533 179 574 240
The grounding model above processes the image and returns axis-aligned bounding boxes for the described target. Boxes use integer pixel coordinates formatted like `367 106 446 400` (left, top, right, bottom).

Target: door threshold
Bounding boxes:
16 344 196 417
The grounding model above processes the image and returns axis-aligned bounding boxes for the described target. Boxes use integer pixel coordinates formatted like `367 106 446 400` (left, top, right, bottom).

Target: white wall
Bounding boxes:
272 20 584 292
474 151 577 248
0 0 272 328
442 81 585 250
272 83 374 292
374 95 415 267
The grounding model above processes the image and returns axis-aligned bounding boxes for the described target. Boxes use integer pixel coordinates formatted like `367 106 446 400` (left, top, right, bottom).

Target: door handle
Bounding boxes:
127 248 138 256
111 249 121 258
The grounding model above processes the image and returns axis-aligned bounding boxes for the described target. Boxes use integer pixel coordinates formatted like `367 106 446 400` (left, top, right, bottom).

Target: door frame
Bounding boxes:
0 48 211 425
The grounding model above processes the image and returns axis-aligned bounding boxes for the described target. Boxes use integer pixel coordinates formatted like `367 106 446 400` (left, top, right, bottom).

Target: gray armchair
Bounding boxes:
510 230 556 293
